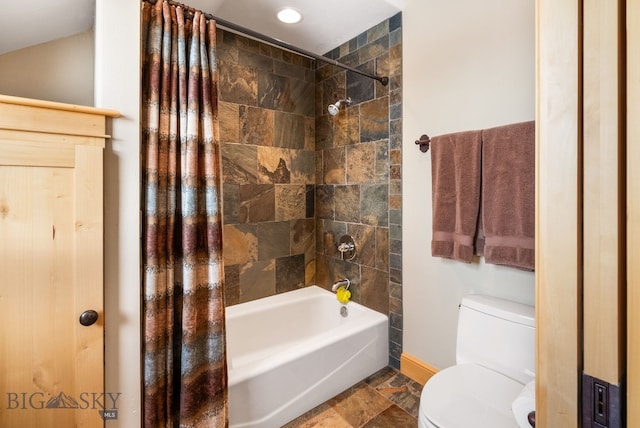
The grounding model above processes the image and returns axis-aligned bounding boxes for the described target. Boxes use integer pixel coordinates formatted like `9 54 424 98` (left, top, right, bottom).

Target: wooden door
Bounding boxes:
0 96 118 427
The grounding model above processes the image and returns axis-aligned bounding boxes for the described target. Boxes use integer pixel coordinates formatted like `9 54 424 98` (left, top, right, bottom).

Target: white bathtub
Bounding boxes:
226 285 389 428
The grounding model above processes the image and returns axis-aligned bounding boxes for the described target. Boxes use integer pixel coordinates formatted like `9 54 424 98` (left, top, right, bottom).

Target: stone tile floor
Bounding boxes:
282 366 423 428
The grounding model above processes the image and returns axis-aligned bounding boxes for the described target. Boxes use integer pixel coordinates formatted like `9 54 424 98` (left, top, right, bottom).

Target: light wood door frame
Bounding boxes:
583 0 626 387
627 0 640 424
538 0 631 425
536 0 581 426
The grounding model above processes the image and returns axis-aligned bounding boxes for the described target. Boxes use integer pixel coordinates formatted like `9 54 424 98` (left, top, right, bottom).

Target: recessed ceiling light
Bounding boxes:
277 7 303 24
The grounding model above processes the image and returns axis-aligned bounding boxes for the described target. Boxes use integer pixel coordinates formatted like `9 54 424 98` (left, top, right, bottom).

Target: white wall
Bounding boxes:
0 31 94 105
402 0 536 369
94 0 141 426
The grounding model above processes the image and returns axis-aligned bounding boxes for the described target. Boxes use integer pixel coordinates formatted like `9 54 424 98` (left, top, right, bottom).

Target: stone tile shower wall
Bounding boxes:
315 13 403 368
217 14 403 368
218 30 317 305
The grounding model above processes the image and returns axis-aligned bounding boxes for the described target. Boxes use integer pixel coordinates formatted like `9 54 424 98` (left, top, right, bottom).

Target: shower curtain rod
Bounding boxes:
143 0 389 86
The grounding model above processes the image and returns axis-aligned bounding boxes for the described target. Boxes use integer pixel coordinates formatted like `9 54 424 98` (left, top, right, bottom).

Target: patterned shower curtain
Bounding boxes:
141 1 227 427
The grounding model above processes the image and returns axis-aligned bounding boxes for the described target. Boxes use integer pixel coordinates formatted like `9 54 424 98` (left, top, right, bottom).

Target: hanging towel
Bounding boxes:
481 121 535 270
430 130 483 263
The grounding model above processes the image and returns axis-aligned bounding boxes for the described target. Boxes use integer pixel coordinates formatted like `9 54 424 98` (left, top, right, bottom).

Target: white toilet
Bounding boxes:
418 294 535 428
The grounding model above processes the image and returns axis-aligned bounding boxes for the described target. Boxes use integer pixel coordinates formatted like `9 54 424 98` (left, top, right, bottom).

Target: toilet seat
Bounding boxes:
419 363 526 428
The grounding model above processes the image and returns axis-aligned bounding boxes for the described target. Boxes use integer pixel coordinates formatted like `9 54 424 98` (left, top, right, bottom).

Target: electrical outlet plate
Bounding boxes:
581 373 623 428
594 381 608 425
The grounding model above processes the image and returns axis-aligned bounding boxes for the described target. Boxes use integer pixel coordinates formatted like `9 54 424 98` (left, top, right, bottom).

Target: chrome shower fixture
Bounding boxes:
327 97 352 116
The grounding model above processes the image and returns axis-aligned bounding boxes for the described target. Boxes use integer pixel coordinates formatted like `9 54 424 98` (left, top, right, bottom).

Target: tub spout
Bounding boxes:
331 279 350 292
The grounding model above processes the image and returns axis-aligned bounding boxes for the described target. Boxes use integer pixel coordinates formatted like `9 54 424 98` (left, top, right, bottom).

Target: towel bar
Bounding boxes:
415 134 431 152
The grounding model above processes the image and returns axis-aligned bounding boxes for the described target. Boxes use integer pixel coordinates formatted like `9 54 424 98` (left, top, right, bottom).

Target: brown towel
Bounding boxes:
481 121 535 270
430 130 483 263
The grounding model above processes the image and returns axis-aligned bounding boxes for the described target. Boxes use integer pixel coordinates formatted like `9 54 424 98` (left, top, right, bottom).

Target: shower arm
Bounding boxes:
144 0 390 87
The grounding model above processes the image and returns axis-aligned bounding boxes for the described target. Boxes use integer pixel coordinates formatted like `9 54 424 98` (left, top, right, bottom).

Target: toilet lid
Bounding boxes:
421 364 524 428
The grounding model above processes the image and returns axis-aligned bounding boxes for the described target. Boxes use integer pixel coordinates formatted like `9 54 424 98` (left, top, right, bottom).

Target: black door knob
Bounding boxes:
79 310 99 326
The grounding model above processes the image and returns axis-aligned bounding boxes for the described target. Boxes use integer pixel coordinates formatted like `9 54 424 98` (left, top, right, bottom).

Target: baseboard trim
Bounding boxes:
400 353 438 386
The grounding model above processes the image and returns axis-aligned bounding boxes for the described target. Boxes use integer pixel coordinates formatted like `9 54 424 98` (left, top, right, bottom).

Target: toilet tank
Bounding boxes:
456 295 535 385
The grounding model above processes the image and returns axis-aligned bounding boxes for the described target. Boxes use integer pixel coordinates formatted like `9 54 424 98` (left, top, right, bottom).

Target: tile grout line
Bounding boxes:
356 384 394 427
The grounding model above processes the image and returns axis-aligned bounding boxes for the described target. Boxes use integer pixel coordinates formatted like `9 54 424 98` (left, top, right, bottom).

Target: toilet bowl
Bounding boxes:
418 295 535 428
418 364 526 428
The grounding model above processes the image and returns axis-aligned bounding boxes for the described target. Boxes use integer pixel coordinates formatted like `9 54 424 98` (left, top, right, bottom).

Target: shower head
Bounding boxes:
327 97 352 116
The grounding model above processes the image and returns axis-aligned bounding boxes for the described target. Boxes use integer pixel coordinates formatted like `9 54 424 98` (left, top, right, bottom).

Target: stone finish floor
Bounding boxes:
283 366 422 428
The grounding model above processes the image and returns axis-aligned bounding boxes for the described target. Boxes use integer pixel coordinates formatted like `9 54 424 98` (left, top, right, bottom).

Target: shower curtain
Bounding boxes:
141 1 227 427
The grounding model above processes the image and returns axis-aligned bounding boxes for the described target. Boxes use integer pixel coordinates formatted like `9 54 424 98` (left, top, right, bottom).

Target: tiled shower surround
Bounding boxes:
219 14 403 368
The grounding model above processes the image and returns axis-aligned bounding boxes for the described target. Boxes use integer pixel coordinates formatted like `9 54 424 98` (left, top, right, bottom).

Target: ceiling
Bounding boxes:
0 0 403 56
